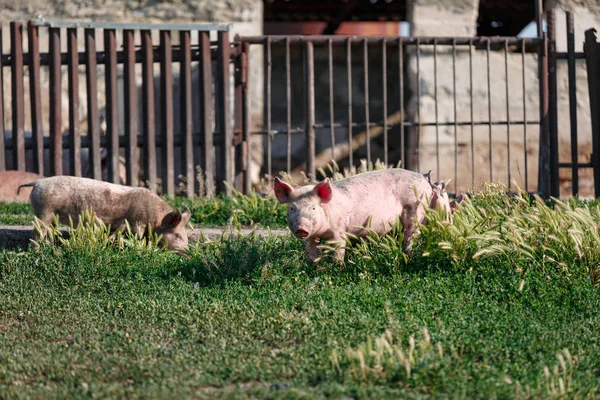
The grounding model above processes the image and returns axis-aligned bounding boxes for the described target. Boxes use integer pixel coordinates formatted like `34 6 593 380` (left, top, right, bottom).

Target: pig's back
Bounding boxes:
333 168 429 203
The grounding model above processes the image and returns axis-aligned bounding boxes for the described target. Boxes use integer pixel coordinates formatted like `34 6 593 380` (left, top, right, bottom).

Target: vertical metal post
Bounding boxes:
124 29 139 188
363 38 371 166
199 31 214 197
85 29 101 180
49 27 62 176
180 30 195 197
216 31 232 195
242 42 251 195
304 40 316 182
434 39 440 178
11 22 25 171
234 39 249 193
264 37 272 184
104 29 120 184
160 30 175 196
381 39 388 165
28 23 43 175
399 38 404 168
286 37 292 175
566 12 579 196
486 38 493 182
67 28 81 177
584 29 600 198
329 38 336 162
536 0 551 197
0 27 5 171
504 39 512 189
469 39 475 187
521 39 529 191
141 30 157 191
347 38 353 168
547 9 560 197
452 39 458 193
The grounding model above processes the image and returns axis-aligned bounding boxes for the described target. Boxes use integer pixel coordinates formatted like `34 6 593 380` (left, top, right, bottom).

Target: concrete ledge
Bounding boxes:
0 225 289 251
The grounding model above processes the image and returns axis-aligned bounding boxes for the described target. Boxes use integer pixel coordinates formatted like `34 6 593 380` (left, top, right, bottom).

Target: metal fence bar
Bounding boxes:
124 29 139 187
49 27 62 176
286 37 292 175
329 38 336 162
469 38 475 187
486 38 493 182
141 30 157 191
198 30 214 197
566 12 579 196
434 39 440 178
416 39 421 171
233 40 245 192
347 38 353 168
11 22 25 171
264 36 272 183
235 38 250 194
180 30 194 197
85 28 101 180
547 9 560 197
104 29 119 184
399 38 404 169
304 40 316 182
28 23 43 175
452 39 458 194
584 29 600 197
240 36 542 46
29 18 230 32
242 41 251 194
504 39 511 189
67 28 81 177
0 27 4 171
216 31 232 194
363 38 371 166
160 30 175 196
382 38 388 165
522 38 529 191
536 0 551 197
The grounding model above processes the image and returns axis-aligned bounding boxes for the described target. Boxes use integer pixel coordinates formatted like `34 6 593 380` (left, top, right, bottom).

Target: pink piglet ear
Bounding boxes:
274 177 294 203
314 178 333 204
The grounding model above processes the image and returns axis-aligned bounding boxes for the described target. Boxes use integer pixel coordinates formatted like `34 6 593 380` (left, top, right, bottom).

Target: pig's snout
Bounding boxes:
294 227 310 239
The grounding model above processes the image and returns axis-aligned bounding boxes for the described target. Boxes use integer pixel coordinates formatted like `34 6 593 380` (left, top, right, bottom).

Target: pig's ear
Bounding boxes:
314 178 333 204
161 209 183 229
274 177 294 203
181 206 191 223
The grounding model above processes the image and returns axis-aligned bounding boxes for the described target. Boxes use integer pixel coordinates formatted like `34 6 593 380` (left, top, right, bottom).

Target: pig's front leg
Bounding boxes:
305 238 321 262
328 232 346 263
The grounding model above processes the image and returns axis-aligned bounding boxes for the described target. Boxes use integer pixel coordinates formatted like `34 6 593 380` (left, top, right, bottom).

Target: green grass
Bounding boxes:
1 185 599 398
0 192 288 228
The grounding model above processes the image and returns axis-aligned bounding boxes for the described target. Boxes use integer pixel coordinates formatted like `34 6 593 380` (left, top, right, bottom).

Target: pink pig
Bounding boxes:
274 168 451 262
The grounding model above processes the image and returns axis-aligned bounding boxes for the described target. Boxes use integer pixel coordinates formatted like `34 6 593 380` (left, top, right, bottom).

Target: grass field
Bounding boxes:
1 185 599 398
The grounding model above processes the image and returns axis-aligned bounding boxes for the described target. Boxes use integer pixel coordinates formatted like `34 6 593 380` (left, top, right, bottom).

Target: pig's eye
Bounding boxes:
288 205 295 211
312 207 316 211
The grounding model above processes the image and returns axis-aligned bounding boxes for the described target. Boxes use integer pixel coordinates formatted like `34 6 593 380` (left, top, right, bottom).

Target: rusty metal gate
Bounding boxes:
1 19 234 197
235 0 553 197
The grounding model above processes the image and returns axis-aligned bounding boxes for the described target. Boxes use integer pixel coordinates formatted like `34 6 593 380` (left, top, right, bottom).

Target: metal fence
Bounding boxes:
2 8 599 199
1 19 234 197
237 34 546 196
548 10 600 198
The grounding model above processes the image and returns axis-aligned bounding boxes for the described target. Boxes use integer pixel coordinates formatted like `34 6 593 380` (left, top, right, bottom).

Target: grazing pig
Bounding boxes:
0 171 44 203
17 176 191 251
274 168 450 262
